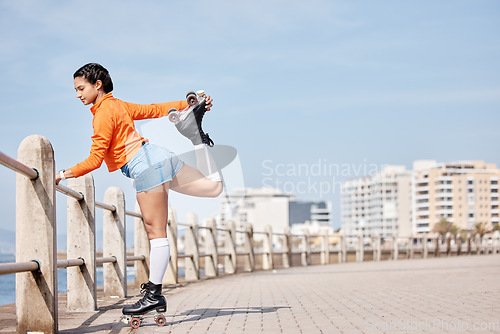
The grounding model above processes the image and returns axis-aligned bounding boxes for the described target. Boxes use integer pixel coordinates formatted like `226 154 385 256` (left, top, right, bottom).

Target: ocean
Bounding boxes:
0 253 136 306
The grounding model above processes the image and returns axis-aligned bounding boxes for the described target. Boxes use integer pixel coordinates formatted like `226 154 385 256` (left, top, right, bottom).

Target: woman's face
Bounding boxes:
74 76 100 105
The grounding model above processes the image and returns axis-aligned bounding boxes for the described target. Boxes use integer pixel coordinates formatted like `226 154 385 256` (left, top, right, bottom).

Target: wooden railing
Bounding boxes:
1 134 499 333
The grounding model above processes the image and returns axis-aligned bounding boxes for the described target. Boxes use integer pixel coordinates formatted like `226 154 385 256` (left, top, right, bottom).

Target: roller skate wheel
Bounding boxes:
130 317 141 329
186 93 198 106
196 90 205 97
155 314 166 326
168 108 179 123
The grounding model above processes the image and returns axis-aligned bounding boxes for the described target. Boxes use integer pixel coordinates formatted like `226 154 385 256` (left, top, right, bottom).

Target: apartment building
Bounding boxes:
341 166 412 241
413 160 500 233
218 188 332 237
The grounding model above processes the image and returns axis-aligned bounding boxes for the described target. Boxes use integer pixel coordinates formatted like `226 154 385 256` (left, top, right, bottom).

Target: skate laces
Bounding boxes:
202 132 214 147
194 102 214 147
139 282 150 294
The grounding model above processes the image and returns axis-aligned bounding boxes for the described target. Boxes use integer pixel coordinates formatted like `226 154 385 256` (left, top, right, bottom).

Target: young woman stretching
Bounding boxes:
55 63 222 317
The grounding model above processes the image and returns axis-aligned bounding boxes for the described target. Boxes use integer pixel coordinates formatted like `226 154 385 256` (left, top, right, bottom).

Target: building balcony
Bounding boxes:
435 209 454 215
416 218 430 225
415 194 430 201
436 176 453 182
435 184 453 190
416 178 429 185
415 202 429 209
311 214 330 221
435 201 454 206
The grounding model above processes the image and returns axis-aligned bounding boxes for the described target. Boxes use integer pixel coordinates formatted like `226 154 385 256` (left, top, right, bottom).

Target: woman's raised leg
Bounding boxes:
170 164 223 198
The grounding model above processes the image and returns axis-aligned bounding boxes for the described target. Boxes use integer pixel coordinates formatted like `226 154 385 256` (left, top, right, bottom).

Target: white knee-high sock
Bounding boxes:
194 143 222 182
149 238 170 285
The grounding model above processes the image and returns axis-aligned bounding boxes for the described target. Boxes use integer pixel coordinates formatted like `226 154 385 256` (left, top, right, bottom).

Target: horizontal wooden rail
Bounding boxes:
126 255 146 262
57 258 84 269
95 201 116 212
125 210 143 219
56 184 84 201
0 260 40 275
96 256 117 265
0 151 38 179
178 254 194 259
235 252 251 256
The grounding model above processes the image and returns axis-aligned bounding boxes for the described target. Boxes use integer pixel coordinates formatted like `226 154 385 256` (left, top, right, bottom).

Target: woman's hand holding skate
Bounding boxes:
205 95 213 111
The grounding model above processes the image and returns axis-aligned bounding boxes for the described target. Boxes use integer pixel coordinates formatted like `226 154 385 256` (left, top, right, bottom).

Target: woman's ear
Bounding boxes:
95 80 103 90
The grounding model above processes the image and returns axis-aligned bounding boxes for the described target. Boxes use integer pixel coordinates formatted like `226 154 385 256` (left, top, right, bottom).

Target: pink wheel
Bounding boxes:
155 315 166 326
130 317 141 329
186 92 198 106
168 108 179 123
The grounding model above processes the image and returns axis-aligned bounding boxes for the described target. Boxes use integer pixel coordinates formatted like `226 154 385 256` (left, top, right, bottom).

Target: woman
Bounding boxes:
56 63 222 317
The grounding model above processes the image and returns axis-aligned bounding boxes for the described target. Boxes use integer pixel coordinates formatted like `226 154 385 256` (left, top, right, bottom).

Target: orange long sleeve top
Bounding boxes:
70 93 188 178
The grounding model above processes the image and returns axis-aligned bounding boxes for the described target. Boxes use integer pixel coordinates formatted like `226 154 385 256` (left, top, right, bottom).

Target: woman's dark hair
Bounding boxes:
74 63 114 93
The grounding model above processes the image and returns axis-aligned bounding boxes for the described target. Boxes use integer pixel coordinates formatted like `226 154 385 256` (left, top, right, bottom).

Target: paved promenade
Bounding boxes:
1 255 499 333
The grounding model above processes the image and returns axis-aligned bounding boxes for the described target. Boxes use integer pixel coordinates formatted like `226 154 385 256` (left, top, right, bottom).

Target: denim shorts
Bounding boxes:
120 143 184 193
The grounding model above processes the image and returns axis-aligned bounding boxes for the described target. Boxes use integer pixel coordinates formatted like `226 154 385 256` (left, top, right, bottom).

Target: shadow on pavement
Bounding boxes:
168 306 290 326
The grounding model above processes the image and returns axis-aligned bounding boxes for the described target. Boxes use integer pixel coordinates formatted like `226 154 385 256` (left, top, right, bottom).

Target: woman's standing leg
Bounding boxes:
135 183 171 284
122 183 170 316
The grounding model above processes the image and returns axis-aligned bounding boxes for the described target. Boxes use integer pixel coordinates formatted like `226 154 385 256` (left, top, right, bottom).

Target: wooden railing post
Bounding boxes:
134 202 149 286
374 234 381 261
356 233 364 262
16 135 58 334
392 236 399 260
422 234 428 259
338 234 346 263
184 213 200 281
456 234 462 256
475 234 481 255
494 231 500 254
407 237 414 259
320 230 330 265
67 174 96 311
103 186 126 297
445 232 451 256
224 220 236 274
243 223 255 272
165 206 178 284
205 218 218 277
283 227 292 268
263 225 274 270
434 234 440 257
301 231 310 266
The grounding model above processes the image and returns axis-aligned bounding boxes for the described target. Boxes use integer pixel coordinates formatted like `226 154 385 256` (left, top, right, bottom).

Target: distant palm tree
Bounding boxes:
474 222 490 237
432 218 459 236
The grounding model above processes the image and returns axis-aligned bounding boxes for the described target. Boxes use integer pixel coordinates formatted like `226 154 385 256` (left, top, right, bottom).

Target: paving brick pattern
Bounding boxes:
2 255 499 333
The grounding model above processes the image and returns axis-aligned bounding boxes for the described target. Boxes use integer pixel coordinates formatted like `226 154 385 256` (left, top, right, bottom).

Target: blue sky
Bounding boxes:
0 0 499 238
